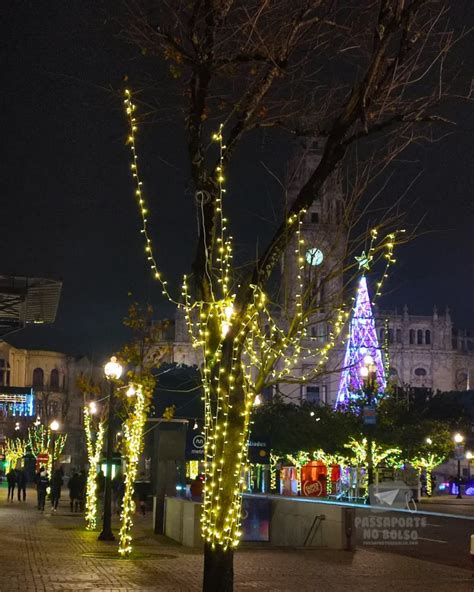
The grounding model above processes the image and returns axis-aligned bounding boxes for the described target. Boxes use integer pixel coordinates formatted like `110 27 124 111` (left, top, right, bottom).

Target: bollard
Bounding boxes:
471 534 474 575
344 508 355 551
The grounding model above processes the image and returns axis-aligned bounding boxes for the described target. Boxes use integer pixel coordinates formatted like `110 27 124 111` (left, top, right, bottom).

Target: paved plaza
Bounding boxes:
0 485 473 592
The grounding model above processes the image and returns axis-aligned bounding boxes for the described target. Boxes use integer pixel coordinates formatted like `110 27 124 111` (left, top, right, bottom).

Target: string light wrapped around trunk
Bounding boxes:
118 385 147 557
83 407 105 531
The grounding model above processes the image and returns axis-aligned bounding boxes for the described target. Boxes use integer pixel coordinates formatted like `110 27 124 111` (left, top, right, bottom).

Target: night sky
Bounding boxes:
1 2 473 361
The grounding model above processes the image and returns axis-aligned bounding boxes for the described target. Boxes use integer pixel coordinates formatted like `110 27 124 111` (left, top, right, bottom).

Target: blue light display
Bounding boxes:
0 389 35 417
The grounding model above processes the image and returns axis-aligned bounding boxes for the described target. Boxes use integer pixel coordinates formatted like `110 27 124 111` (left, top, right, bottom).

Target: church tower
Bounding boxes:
281 138 347 337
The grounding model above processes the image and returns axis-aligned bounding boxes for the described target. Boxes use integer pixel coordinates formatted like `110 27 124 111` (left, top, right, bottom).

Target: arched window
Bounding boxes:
32 368 44 388
409 329 415 345
311 212 319 223
414 367 427 377
380 328 385 343
425 330 431 345
456 371 468 390
388 329 394 344
396 329 402 343
50 369 60 390
0 359 10 386
417 329 423 345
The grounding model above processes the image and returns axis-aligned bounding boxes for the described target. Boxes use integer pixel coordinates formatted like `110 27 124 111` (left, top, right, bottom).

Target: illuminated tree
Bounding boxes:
118 385 148 556
83 406 105 530
4 437 27 470
117 2 467 588
411 453 445 496
27 424 67 478
116 304 162 557
344 436 401 484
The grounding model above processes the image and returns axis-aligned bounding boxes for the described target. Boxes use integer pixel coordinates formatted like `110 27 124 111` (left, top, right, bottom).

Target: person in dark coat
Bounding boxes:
36 468 49 511
97 469 105 496
112 471 125 516
134 472 151 515
50 467 64 512
68 471 82 512
6 468 16 502
78 469 87 512
16 469 27 502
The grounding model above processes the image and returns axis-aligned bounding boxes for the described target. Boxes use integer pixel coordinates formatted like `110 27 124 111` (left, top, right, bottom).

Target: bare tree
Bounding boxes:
116 1 469 589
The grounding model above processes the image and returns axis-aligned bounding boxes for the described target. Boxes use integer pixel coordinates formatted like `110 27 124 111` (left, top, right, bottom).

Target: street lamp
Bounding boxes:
453 432 464 499
360 355 377 489
98 356 122 542
50 420 60 472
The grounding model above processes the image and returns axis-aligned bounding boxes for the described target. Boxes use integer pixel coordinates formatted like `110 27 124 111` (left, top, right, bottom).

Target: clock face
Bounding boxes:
306 247 324 266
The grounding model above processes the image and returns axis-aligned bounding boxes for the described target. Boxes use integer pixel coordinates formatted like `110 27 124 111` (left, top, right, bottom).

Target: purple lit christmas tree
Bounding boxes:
335 275 386 408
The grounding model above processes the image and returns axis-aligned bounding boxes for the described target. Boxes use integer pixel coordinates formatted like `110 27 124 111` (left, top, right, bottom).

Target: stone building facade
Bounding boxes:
0 341 103 469
377 306 473 394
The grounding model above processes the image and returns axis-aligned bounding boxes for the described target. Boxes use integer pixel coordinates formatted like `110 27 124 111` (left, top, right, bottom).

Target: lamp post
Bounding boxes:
466 451 473 480
98 356 122 542
360 355 377 489
453 432 464 499
49 419 60 472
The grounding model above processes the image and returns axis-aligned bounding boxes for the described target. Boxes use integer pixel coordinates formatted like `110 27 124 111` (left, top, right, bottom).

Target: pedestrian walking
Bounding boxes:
112 470 125 516
16 468 27 502
67 471 82 512
190 474 204 502
51 467 64 513
6 469 16 502
36 468 49 512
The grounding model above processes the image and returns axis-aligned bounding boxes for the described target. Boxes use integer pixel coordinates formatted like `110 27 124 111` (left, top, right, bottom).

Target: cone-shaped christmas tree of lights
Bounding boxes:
335 275 386 408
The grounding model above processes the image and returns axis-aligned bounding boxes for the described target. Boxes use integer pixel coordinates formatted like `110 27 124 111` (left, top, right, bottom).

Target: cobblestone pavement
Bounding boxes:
0 486 472 592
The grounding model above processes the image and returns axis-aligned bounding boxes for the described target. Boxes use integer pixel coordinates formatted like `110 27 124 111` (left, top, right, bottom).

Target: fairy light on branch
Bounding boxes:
27 424 66 478
4 437 26 470
123 89 176 303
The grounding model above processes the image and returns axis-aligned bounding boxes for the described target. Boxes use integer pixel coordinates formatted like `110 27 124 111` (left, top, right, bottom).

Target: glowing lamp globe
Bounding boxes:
425 437 433 445
89 401 97 414
50 420 60 432
454 433 464 444
360 366 369 378
104 356 123 380
466 451 473 460
363 355 374 366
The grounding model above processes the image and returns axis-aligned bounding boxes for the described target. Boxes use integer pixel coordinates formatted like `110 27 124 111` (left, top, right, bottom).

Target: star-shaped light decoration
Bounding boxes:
355 250 373 271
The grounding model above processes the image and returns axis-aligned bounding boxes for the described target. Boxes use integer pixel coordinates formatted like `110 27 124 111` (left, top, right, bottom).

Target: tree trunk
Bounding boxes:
203 543 234 592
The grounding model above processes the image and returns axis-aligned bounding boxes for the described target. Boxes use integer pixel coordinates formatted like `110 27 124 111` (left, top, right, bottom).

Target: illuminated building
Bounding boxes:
0 340 104 468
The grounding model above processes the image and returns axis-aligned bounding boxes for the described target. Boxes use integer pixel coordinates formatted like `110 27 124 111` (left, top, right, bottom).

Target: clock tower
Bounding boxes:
281 137 347 333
